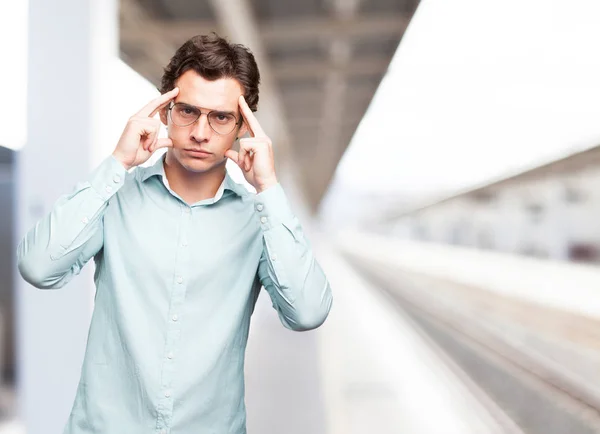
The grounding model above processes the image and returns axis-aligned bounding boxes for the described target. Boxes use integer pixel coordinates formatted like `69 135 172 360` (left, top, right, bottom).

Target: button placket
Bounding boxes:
156 205 192 428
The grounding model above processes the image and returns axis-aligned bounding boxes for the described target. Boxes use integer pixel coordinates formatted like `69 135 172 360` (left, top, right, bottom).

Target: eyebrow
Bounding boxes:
176 100 237 116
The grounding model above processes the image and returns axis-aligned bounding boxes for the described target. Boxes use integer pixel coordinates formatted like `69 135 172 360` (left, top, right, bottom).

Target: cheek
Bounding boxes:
167 127 188 146
215 136 237 154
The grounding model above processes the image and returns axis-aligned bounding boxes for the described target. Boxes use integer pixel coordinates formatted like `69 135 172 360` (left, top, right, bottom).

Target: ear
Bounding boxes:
159 107 168 126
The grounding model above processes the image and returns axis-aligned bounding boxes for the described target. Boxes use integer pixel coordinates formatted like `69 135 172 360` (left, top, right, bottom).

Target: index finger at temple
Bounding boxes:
239 95 264 137
139 87 179 118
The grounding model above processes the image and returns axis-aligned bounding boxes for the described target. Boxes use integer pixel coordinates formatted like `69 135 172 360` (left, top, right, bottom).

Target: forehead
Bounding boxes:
174 70 243 111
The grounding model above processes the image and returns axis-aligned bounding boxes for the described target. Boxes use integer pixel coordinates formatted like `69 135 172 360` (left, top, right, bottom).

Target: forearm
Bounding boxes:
256 184 333 330
17 155 127 289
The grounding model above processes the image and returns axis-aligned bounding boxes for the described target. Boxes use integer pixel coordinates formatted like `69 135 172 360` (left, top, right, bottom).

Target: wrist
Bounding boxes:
112 152 133 171
256 178 278 193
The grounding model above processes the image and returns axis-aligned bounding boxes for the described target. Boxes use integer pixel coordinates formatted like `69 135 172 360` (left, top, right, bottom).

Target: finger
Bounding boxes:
143 130 157 152
224 149 239 163
244 154 252 172
238 95 265 137
154 138 173 150
239 138 259 170
135 120 160 151
148 98 175 119
147 133 159 153
137 87 179 118
140 123 158 151
239 138 258 152
238 145 248 167
243 149 253 172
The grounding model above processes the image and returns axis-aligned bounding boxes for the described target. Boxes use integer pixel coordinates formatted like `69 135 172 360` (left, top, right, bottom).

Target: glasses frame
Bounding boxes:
167 102 242 136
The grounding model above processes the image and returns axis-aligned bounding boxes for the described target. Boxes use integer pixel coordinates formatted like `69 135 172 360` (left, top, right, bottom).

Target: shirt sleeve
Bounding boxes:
17 155 129 289
255 183 333 331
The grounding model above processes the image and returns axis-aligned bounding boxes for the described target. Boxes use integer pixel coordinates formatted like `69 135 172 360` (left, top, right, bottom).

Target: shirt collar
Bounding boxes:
140 153 167 183
140 153 247 199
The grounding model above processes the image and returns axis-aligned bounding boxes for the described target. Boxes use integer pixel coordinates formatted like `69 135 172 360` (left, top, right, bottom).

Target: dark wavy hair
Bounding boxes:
159 33 260 111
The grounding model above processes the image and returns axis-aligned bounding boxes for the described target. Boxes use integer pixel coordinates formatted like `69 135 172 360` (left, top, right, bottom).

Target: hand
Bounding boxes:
225 95 278 192
112 88 179 170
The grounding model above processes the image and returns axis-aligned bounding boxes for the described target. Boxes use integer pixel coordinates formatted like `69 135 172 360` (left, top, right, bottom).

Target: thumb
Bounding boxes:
154 138 173 151
225 149 239 162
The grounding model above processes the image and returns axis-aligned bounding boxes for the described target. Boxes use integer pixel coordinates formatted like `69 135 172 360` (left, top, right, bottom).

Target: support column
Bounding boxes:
15 0 117 432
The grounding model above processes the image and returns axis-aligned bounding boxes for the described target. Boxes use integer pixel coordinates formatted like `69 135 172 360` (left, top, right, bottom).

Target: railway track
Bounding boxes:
344 253 600 434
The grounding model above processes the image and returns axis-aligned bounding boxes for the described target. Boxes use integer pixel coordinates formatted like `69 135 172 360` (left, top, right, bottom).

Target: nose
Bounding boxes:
190 113 212 143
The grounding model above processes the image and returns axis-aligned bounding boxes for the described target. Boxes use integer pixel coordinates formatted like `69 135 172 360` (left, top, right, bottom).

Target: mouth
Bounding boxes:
185 149 213 158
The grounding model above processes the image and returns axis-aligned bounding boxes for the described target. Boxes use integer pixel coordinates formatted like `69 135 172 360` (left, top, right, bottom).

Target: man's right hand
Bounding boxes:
112 87 179 170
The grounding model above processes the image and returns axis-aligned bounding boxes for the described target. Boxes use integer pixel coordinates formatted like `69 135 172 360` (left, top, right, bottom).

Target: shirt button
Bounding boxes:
260 216 268 224
271 255 277 261
164 391 171 398
184 208 190 214
181 241 188 247
105 185 113 193
167 352 174 359
172 314 178 322
81 217 89 224
256 204 264 212
113 174 121 183
176 276 183 284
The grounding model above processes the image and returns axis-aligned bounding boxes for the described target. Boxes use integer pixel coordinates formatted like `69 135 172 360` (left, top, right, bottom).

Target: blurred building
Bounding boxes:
384 144 600 263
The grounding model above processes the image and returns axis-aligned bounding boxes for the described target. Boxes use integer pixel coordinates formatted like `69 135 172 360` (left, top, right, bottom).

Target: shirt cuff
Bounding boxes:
88 155 129 201
254 183 296 231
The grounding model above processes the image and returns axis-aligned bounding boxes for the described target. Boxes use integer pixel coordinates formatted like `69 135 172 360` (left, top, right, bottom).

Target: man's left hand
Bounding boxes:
225 95 278 193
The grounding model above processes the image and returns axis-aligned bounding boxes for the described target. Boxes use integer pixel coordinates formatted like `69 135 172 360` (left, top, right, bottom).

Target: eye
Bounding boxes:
211 113 235 124
176 105 198 118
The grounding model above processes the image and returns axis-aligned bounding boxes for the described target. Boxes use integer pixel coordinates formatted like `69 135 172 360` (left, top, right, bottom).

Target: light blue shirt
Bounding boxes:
17 153 333 434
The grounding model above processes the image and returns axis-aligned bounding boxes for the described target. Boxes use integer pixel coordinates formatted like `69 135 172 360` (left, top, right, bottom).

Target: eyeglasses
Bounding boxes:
167 102 241 135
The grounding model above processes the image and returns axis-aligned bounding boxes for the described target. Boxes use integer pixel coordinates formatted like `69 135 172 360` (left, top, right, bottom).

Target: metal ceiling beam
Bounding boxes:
272 56 389 80
261 14 410 45
120 14 411 47
290 115 365 130
280 85 376 103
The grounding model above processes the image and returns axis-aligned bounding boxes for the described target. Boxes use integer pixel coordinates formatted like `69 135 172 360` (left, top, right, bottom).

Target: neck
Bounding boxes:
163 151 227 204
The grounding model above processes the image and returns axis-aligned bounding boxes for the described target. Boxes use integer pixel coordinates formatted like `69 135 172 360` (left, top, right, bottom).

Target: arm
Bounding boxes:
256 183 333 331
17 155 128 289
18 88 180 290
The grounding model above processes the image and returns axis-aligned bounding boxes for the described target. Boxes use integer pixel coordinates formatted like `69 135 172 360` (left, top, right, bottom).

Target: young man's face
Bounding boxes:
160 69 248 174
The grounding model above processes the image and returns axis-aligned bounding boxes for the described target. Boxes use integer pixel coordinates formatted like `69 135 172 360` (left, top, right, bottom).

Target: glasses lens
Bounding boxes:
208 112 237 135
170 103 200 126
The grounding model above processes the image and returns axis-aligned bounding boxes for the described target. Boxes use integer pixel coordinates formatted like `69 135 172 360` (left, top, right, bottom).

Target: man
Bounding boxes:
17 33 333 434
